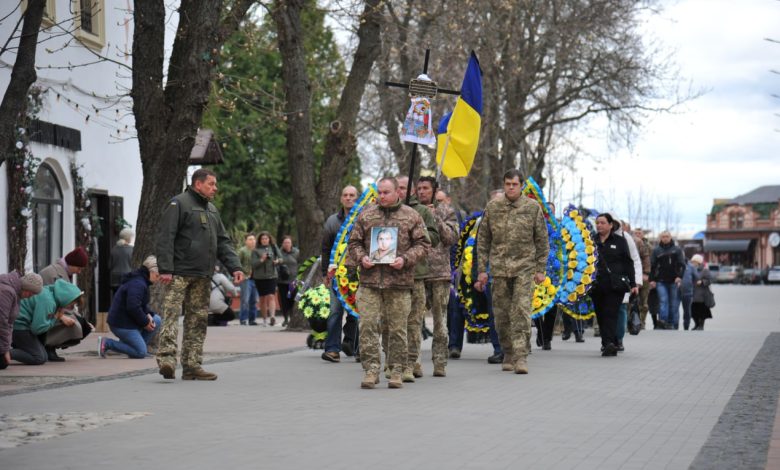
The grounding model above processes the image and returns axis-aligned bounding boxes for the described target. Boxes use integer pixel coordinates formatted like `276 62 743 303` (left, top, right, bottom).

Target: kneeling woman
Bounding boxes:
11 279 83 365
592 213 637 356
98 256 161 359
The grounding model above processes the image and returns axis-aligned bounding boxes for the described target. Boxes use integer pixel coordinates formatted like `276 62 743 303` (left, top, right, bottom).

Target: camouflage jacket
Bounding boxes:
406 196 439 280
427 202 459 281
348 201 431 289
635 236 651 275
476 195 549 277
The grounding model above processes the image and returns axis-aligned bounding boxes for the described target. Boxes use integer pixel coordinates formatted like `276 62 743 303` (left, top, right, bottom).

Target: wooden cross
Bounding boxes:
385 49 459 203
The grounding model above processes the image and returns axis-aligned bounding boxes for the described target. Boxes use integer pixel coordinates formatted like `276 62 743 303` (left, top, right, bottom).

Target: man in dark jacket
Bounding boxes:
155 168 243 380
321 185 358 363
649 230 686 329
0 272 43 368
98 256 161 359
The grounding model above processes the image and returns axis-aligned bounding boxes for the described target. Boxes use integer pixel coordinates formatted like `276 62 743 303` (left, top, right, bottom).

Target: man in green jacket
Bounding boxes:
155 168 244 381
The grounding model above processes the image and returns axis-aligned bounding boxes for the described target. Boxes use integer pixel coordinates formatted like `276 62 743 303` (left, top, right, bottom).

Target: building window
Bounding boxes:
73 0 105 50
729 212 744 229
32 164 64 273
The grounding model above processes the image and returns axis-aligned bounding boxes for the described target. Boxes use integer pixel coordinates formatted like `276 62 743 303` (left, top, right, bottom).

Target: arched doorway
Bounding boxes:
32 163 64 272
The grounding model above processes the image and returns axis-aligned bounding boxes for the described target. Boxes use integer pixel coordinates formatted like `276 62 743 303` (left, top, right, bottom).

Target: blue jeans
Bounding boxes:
324 287 346 353
239 279 258 323
681 294 693 329
616 303 627 342
447 289 465 350
656 282 679 327
485 284 502 355
105 314 162 358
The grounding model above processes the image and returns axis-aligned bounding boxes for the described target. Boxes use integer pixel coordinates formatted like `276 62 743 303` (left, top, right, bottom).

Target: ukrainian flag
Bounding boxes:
436 51 483 179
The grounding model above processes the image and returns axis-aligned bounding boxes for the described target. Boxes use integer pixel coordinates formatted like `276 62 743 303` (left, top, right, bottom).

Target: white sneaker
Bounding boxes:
97 336 106 358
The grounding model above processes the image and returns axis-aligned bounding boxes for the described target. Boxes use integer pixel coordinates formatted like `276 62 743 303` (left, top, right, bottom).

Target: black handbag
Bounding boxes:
627 295 641 335
605 264 631 293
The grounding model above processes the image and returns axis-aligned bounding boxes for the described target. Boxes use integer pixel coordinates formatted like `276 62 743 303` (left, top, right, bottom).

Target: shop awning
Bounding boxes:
703 239 752 252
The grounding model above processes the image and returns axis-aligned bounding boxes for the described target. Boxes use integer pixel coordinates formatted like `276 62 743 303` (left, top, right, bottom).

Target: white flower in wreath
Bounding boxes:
24 186 32 195
18 128 25 135
15 141 23 149
20 208 32 218
84 199 91 208
81 217 92 231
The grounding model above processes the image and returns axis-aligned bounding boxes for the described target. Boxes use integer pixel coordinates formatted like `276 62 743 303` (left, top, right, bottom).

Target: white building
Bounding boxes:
0 1 143 313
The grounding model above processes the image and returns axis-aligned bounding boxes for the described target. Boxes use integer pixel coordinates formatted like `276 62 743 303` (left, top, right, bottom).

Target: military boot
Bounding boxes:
182 367 218 381
402 366 416 383
159 363 175 380
501 355 514 372
388 371 403 389
433 365 446 377
413 363 424 378
514 357 529 374
361 371 379 389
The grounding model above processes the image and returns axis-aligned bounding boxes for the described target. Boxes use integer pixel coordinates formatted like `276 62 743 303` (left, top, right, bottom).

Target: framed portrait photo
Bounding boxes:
369 226 398 264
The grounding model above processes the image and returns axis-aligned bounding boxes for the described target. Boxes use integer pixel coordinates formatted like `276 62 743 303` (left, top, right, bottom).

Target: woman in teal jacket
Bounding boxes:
11 279 83 365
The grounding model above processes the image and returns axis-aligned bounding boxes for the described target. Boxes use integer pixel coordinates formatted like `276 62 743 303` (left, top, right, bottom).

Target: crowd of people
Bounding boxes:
0 168 716 389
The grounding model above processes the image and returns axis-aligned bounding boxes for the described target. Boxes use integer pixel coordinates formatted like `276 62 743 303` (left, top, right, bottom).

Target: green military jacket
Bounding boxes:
156 187 241 278
476 194 549 277
407 196 440 280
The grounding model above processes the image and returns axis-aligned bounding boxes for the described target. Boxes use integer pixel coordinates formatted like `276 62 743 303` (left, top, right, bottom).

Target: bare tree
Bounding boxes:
368 0 689 209
270 0 382 258
1 1 46 272
130 0 257 265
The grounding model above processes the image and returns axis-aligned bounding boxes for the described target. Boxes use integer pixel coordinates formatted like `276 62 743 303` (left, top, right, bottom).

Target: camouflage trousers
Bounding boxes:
426 280 451 367
637 281 650 328
357 286 410 376
491 275 533 363
156 276 210 370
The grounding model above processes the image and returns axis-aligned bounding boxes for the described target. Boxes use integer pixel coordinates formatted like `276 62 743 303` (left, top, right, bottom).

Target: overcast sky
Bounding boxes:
561 0 780 236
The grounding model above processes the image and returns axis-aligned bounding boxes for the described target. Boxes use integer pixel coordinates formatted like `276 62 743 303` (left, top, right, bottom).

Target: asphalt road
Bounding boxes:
1 284 779 470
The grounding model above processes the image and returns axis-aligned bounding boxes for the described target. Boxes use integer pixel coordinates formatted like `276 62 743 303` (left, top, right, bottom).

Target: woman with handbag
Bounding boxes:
252 231 280 326
592 213 638 357
277 235 300 327
690 255 713 330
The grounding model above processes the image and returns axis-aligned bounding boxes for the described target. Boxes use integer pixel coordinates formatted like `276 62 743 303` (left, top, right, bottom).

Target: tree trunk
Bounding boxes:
272 0 381 330
2 0 45 272
131 0 256 266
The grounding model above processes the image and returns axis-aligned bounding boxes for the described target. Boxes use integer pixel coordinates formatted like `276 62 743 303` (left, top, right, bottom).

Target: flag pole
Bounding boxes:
435 134 451 182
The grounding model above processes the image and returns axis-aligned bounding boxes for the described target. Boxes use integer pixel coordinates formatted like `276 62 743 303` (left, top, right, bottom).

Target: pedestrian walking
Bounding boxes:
348 177 430 389
475 169 549 374
238 234 259 325
252 231 279 327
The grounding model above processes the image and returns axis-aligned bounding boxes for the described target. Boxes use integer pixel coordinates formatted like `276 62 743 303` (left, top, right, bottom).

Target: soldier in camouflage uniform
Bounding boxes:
349 177 430 389
416 176 459 377
476 169 549 374
632 228 652 329
155 168 244 381
392 176 439 383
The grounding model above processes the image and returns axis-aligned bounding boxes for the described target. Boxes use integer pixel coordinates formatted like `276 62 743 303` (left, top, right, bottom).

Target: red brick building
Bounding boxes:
705 185 780 269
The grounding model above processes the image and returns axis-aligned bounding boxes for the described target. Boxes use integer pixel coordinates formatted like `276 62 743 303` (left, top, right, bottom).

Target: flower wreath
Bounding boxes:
329 184 377 318
297 284 331 347
554 205 597 320
455 212 490 334
522 177 563 319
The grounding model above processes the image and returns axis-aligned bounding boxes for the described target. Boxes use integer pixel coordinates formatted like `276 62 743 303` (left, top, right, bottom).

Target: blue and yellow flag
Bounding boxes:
436 51 483 179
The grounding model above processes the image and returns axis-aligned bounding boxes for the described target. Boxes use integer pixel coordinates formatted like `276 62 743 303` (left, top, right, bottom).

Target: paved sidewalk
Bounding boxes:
1 285 779 470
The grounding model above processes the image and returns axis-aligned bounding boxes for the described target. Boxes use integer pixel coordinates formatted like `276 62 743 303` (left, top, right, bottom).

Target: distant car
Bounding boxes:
740 268 761 284
768 266 780 284
715 265 741 284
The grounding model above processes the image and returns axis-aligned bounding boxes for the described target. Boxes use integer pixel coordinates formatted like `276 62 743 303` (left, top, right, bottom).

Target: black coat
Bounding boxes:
594 231 636 290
